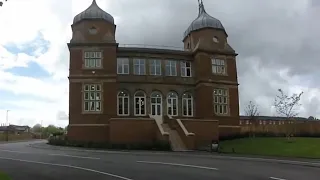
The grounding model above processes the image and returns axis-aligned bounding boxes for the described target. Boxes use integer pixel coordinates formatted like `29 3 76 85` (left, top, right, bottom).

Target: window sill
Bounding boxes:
82 111 103 114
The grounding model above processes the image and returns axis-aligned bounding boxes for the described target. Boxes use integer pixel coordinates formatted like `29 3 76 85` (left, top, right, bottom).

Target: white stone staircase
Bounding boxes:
162 123 187 151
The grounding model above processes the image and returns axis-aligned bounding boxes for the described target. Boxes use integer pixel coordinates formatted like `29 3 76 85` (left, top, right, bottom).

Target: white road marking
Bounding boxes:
0 150 100 160
137 160 218 170
0 156 133 180
270 177 287 180
49 154 100 160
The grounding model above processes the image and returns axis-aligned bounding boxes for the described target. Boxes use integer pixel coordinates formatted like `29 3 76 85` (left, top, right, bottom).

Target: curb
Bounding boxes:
28 143 320 168
0 139 42 144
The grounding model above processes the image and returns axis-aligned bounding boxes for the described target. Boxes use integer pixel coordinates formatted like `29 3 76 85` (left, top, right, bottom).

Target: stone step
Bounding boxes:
162 123 187 151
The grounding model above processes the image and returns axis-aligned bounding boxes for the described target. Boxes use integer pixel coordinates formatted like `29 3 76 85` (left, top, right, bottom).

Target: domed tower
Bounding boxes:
184 0 239 131
68 0 118 138
183 0 231 51
70 0 116 43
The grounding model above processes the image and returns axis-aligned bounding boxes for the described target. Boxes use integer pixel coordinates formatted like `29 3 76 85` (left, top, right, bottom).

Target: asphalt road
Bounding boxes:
0 141 319 180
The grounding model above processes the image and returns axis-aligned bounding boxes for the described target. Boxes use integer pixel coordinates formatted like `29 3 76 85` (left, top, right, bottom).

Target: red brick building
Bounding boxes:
67 0 240 150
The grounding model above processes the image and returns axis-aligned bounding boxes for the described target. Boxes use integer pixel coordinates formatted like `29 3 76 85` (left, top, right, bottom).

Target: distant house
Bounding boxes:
240 116 312 126
0 125 30 134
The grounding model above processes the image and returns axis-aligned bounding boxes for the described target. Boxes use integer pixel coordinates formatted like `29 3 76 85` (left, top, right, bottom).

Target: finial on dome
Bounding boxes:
92 0 97 5
198 0 206 16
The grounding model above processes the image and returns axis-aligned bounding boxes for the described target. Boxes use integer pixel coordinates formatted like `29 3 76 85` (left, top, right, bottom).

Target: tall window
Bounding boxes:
117 91 129 116
149 59 161 75
133 59 145 75
181 61 192 77
213 89 229 115
167 92 178 116
117 58 129 74
212 58 226 75
150 91 162 116
165 60 177 76
84 51 102 68
83 84 102 112
134 91 146 116
182 93 193 117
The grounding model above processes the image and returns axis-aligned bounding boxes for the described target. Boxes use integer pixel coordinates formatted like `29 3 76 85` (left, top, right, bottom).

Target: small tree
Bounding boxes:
245 101 260 137
274 89 303 138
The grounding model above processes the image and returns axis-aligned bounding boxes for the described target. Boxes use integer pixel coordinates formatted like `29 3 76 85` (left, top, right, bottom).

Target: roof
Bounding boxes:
240 116 309 121
73 0 114 25
183 0 226 39
0 125 30 131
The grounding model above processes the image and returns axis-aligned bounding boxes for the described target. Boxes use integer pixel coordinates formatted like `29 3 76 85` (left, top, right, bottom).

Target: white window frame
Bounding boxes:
117 91 129 116
83 84 102 112
134 91 146 116
133 58 145 75
167 92 178 116
182 93 193 117
149 59 162 76
117 58 129 74
211 58 226 75
181 61 192 77
150 91 162 116
84 51 102 68
165 60 177 76
213 88 229 115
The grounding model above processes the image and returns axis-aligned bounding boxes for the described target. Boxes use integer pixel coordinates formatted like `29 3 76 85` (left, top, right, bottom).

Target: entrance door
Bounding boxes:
150 92 162 116
134 91 146 116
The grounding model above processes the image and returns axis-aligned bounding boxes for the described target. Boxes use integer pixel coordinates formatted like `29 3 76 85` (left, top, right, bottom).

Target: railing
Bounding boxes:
118 44 186 51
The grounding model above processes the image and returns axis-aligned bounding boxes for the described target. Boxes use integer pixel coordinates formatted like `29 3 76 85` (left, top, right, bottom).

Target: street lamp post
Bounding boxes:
40 120 43 139
5 110 10 141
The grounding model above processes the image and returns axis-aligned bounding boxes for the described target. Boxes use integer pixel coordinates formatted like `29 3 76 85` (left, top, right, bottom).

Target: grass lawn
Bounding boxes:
219 137 320 159
0 172 11 180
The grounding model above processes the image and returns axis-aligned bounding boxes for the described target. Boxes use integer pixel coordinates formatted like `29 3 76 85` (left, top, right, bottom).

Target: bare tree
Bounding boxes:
245 101 260 137
274 89 303 138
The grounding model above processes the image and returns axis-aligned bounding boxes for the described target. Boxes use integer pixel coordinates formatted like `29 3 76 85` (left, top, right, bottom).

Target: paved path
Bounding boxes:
0 140 319 180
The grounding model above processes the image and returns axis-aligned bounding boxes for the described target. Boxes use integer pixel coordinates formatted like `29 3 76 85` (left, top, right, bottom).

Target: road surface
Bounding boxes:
0 140 319 180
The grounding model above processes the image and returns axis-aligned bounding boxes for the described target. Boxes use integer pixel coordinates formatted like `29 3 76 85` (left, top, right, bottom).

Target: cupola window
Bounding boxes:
89 26 98 34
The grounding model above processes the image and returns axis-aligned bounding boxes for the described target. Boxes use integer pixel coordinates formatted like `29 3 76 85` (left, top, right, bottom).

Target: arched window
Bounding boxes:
117 91 129 116
182 93 193 117
150 91 162 116
167 92 178 116
134 91 146 116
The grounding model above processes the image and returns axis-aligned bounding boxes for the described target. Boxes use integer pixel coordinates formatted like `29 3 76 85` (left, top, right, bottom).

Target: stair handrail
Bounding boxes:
149 114 169 136
168 115 194 136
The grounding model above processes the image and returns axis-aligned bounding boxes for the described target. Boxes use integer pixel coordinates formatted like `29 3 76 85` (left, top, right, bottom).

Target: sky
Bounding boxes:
0 0 320 127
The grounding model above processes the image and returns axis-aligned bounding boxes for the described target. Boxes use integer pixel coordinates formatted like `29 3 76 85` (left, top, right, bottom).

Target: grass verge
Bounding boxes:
218 137 320 159
0 172 11 180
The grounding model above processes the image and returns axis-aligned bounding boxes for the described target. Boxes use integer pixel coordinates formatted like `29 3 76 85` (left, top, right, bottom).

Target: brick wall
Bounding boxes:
67 124 109 142
109 118 158 144
182 119 219 147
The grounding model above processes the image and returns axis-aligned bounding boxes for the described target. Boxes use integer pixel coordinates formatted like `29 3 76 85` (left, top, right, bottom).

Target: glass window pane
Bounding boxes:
90 92 95 100
124 98 129 114
84 101 89 111
96 102 101 111
90 102 95 111
84 92 89 100
84 85 89 91
124 65 129 74
85 52 90 58
186 69 191 77
96 92 101 100
96 59 101 67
